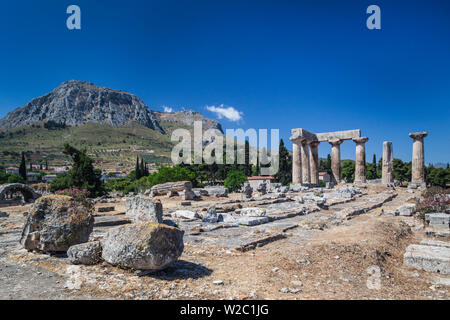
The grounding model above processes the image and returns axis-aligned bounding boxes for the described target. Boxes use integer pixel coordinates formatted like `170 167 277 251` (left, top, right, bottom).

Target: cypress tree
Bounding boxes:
140 158 146 178
19 152 27 182
135 156 142 180
244 140 252 176
326 154 332 174
275 139 291 185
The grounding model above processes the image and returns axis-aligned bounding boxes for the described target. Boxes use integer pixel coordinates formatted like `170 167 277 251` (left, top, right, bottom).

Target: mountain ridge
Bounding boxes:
0 80 223 134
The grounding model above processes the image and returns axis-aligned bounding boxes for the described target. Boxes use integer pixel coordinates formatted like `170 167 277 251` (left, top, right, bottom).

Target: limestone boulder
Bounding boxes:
125 196 162 223
203 207 219 223
101 223 184 270
20 195 94 252
67 241 102 265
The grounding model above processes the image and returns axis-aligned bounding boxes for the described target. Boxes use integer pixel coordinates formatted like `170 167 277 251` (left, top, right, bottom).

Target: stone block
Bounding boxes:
403 244 450 275
237 216 270 226
125 196 162 223
425 213 450 229
396 203 416 216
97 206 115 213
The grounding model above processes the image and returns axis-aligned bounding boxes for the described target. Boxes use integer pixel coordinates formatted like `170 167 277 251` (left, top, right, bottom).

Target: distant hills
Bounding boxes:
0 80 223 170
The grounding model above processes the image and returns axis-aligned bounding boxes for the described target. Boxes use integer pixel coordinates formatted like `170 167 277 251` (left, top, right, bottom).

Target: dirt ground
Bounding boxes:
1 184 449 300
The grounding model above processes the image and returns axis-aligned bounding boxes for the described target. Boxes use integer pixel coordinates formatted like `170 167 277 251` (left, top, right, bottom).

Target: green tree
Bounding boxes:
366 162 377 180
8 174 25 184
243 140 253 176
326 154 332 174
274 139 292 185
341 160 355 182
224 170 247 192
135 156 142 180
50 144 104 197
393 159 411 183
19 152 27 182
426 166 450 188
147 165 196 187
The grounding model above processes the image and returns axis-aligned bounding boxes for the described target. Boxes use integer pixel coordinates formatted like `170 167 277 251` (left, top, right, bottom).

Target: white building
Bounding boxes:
319 172 331 183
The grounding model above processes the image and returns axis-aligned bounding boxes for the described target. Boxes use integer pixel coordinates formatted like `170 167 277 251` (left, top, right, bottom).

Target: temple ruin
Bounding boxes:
290 129 428 188
290 129 367 186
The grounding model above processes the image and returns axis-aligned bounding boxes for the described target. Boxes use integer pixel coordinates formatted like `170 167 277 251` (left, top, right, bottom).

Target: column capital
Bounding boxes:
299 138 308 146
353 137 369 144
328 138 343 146
409 132 428 140
309 140 321 147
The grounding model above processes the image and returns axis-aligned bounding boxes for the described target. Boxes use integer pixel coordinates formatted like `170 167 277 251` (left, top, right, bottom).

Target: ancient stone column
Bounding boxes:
409 132 428 187
300 139 310 185
353 137 369 183
309 141 320 186
291 140 302 185
328 139 343 184
382 141 394 186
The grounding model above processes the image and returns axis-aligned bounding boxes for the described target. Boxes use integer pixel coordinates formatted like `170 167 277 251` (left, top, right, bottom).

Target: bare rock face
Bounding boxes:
67 241 102 265
125 196 163 223
0 80 165 133
101 223 184 270
20 195 94 252
154 110 223 134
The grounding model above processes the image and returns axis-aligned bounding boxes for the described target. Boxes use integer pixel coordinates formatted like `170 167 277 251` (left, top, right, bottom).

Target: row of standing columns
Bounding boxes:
292 131 428 187
291 137 369 186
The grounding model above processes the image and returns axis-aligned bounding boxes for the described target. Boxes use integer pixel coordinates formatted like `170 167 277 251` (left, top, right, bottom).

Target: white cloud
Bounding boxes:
163 106 173 113
206 104 243 122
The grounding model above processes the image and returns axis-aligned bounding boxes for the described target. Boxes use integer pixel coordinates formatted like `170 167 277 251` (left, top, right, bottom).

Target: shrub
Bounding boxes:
224 170 247 192
146 165 195 187
7 174 25 184
417 187 450 220
55 188 93 211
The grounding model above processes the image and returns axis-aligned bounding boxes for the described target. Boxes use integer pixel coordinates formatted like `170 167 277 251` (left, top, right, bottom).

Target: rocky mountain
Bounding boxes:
0 80 165 133
154 110 223 134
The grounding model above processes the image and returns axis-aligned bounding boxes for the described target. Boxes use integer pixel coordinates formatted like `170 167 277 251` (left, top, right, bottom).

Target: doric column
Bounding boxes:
300 139 310 185
409 132 427 187
353 137 369 183
309 141 320 186
382 141 394 186
328 139 343 184
291 140 302 185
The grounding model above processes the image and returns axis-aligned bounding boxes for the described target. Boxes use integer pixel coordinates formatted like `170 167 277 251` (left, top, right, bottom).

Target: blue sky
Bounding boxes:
0 0 449 164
